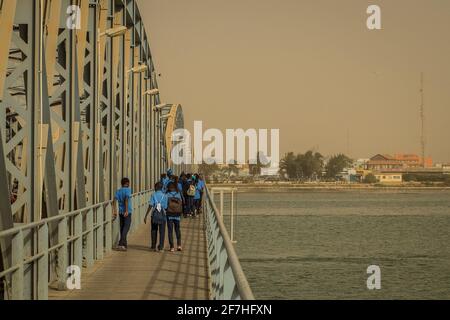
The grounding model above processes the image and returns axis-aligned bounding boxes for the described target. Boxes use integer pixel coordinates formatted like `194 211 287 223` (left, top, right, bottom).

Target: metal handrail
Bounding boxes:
204 186 255 300
0 190 152 300
0 190 150 239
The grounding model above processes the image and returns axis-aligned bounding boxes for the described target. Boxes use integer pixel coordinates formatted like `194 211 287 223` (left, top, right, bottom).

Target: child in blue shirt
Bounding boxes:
161 169 175 193
113 178 132 251
174 176 183 194
193 174 205 216
145 182 168 251
160 174 169 193
166 182 183 252
184 174 195 218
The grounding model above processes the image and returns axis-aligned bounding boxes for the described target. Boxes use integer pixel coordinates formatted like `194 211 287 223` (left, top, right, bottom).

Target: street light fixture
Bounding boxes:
131 64 148 74
143 88 159 96
126 63 148 74
153 103 170 112
99 25 127 38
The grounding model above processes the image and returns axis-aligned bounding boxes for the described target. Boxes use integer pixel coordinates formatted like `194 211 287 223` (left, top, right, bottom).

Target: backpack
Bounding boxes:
167 196 183 215
152 195 166 224
187 184 196 197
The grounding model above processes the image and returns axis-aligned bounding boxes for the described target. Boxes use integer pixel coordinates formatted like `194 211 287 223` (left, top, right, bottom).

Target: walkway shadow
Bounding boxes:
127 244 152 252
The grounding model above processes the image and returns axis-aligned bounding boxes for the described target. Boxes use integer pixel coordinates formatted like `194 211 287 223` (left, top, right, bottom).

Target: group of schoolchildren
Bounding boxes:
113 169 205 253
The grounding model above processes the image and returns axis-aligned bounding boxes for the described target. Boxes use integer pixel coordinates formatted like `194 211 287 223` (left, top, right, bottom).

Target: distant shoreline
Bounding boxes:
208 183 450 192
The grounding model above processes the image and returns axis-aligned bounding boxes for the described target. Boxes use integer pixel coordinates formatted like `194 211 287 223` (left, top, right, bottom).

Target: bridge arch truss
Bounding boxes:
0 0 184 297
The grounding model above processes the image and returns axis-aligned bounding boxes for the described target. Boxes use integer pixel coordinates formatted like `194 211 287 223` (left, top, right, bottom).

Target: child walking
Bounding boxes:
185 174 196 218
166 182 183 252
113 178 133 251
144 182 168 252
193 177 202 216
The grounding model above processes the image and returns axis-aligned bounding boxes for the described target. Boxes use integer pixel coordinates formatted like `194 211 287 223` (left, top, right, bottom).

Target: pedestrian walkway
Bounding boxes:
49 217 210 300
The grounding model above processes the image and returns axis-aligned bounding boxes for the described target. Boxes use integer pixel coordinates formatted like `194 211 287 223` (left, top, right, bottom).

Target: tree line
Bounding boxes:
279 151 353 181
197 152 269 178
197 151 354 182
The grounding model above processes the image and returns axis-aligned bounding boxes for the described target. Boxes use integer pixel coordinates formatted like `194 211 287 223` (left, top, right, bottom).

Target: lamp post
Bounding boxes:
123 62 148 190
153 104 168 174
96 25 127 203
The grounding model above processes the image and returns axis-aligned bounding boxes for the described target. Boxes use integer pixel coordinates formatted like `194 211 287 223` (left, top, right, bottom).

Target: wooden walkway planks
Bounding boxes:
49 217 210 300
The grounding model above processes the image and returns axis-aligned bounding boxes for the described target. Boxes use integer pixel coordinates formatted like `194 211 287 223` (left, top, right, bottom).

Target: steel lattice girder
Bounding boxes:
160 104 185 174
0 0 182 298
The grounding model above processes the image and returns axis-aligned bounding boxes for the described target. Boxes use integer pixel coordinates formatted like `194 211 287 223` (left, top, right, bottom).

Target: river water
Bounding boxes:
220 190 450 299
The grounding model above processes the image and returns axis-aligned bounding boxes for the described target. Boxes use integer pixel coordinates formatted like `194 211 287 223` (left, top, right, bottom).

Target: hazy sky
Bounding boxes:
137 0 450 162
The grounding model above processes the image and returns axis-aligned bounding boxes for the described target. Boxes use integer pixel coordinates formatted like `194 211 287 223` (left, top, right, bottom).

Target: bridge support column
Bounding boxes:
85 209 94 268
95 206 104 260
11 231 24 300
57 217 68 291
37 224 48 300
73 213 83 272
104 203 113 255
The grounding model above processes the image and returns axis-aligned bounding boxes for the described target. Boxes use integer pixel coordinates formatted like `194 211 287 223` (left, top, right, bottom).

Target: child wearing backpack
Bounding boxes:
144 182 167 252
185 174 196 218
166 182 183 252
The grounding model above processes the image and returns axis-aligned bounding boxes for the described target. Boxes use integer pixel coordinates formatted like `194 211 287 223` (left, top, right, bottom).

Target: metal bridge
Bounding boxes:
0 0 253 300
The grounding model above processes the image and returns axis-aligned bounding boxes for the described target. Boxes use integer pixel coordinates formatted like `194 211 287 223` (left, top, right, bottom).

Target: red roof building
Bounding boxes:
366 154 404 171
394 154 433 168
367 154 433 171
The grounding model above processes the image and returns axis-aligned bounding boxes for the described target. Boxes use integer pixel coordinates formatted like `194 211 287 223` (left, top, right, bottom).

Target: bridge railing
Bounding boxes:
204 187 255 300
0 190 151 300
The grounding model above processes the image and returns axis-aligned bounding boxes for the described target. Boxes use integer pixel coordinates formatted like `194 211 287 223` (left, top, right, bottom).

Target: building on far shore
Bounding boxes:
354 158 370 169
366 154 433 171
237 164 250 177
366 154 404 171
394 154 433 168
435 163 450 174
261 167 280 177
374 172 403 184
